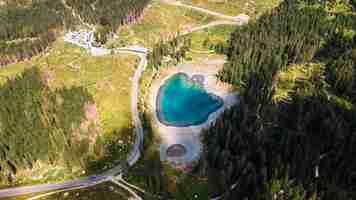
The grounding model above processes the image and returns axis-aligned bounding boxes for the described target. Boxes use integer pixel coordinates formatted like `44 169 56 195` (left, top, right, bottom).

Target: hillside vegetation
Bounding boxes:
0 41 137 185
0 0 150 65
112 1 215 48
182 0 281 18
205 0 356 199
0 67 95 183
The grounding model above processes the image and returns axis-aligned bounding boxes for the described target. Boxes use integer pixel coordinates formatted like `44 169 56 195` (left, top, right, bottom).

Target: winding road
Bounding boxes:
0 1 248 199
0 48 147 199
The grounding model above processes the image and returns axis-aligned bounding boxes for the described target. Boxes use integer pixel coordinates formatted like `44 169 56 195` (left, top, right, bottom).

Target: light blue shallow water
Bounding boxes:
157 73 223 127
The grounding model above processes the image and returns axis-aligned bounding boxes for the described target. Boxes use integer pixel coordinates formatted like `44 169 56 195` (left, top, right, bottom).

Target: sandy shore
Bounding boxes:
149 58 239 167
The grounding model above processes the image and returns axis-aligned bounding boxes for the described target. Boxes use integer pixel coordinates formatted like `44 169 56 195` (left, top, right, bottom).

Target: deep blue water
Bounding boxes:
157 73 223 127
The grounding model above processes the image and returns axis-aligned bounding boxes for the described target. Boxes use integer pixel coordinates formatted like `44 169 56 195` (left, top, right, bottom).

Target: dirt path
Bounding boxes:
181 20 244 35
162 0 249 23
0 1 249 199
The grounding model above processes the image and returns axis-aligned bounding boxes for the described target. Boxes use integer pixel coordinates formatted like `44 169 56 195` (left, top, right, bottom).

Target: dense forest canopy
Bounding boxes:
0 0 150 65
0 67 99 183
65 0 150 31
205 0 356 199
148 35 192 69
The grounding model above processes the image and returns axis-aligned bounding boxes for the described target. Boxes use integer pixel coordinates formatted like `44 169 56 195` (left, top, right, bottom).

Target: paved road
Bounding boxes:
0 175 112 198
0 0 248 198
0 49 147 199
116 50 147 167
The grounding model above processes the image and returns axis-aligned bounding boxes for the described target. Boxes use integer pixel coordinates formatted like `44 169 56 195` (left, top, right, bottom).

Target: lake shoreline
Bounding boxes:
148 58 239 169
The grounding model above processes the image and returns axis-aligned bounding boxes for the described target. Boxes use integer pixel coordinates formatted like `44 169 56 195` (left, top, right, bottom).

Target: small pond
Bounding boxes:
157 73 223 127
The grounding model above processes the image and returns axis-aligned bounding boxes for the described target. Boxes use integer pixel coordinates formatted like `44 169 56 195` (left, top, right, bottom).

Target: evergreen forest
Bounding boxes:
204 0 356 199
0 67 97 183
148 35 192 69
0 0 150 65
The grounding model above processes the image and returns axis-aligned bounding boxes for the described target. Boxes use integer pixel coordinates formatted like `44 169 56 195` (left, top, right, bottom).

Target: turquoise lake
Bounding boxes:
157 73 223 127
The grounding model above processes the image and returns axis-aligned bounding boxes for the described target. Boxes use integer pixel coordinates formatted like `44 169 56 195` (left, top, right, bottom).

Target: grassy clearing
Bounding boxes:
0 38 137 184
188 24 235 51
116 1 242 197
108 1 216 49
0 0 274 190
182 0 281 18
1 39 136 136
